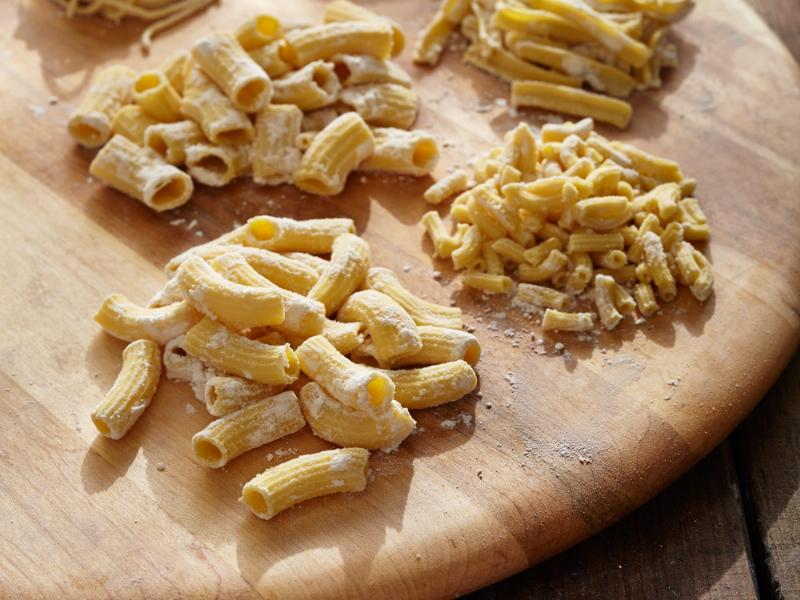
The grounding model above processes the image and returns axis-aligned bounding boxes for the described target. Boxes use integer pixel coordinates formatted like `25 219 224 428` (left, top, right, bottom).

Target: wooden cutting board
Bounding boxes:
1 0 798 597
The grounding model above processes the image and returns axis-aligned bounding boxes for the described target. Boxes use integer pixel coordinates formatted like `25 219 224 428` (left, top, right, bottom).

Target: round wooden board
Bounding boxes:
0 0 799 597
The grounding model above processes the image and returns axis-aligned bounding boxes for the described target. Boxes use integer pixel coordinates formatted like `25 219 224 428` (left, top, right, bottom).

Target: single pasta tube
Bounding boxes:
111 105 158 146
513 283 572 311
159 50 189 94
245 215 355 253
422 211 462 258
192 32 272 112
272 60 341 111
283 21 394 66
634 281 659 316
252 104 303 186
175 255 285 330
339 83 419 129
567 231 624 254
461 271 514 294
91 339 161 440
642 231 676 301
235 14 283 50
295 335 394 415
89 135 194 211
365 267 463 329
241 447 370 520
94 294 199 345
384 360 477 409
163 335 218 402
192 391 305 468
204 375 285 417
367 325 480 368
413 11 455 66
338 290 422 364
307 233 371 315
503 122 539 175
464 43 582 87
330 53 411 87
594 273 624 330
359 128 439 177
294 112 375 196
185 143 250 187
68 65 136 148
541 308 594 332
248 41 292 78
144 120 205 165
324 0 405 56
511 80 632 129
518 249 569 283
299 382 415 451
183 317 299 386
133 70 182 122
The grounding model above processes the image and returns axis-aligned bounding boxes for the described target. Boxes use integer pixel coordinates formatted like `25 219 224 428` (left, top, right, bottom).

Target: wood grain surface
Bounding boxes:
1 0 799 598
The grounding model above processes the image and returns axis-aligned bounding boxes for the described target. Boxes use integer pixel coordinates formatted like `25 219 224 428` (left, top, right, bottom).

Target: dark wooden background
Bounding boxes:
472 1 800 598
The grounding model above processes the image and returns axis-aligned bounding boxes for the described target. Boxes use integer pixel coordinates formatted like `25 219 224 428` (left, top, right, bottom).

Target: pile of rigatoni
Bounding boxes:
68 1 439 212
422 117 713 333
414 0 694 128
90 215 480 520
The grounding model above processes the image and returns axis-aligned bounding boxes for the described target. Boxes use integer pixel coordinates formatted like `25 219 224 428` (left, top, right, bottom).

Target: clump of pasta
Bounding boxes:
67 3 440 210
90 215 481 520
413 0 693 127
421 118 712 333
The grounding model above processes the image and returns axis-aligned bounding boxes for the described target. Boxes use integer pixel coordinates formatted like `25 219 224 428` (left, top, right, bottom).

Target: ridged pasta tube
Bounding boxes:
283 21 394 67
339 84 419 129
252 104 303 186
235 14 283 50
384 360 477 409
159 50 189 94
204 376 285 417
296 335 394 416
111 105 157 146
245 215 355 253
68 65 136 147
365 267 463 329
192 391 305 468
185 143 250 187
180 62 254 146
338 290 422 364
541 308 594 332
191 32 272 112
183 317 299 386
512 81 632 129
300 382 414 451
94 294 200 345
294 112 375 196
176 256 285 330
163 335 217 402
133 70 182 122
89 135 194 211
144 120 205 165
91 339 161 440
247 41 292 78
594 273 624 330
241 447 370 520
359 128 439 176
324 0 405 56
413 11 455 66
363 325 481 368
272 60 341 110
513 283 572 310
642 231 676 301
424 170 470 205
330 54 411 87
308 233 371 315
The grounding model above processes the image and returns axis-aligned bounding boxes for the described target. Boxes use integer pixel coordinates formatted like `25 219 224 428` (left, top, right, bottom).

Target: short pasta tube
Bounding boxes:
282 21 394 67
192 32 272 113
424 170 470 205
272 61 341 110
176 256 285 330
180 61 254 146
324 0 405 56
192 391 305 468
413 11 455 66
245 215 355 253
163 335 217 402
365 267 463 329
185 143 250 187
133 70 182 122
385 360 477 409
111 105 158 146
159 50 189 94
461 271 514 294
339 84 419 129
241 447 370 520
293 112 375 196
541 308 594 332
464 44 582 87
144 120 205 165
567 231 624 254
337 290 422 364
296 335 394 415
575 196 632 231
359 128 439 176
300 382 415 451
634 281 660 316
248 41 292 78
372 325 480 368
308 233 371 315
235 14 283 50
511 81 632 129
253 104 303 186
94 294 200 345
89 135 194 211
204 375 285 417
330 54 411 87
594 273 624 330
68 65 136 148
91 339 161 440
183 317 299 386
642 231 676 301
422 211 462 259
513 283 572 311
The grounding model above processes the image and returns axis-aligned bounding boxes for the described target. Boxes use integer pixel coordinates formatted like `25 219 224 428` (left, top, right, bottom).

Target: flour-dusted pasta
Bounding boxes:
68 65 136 148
